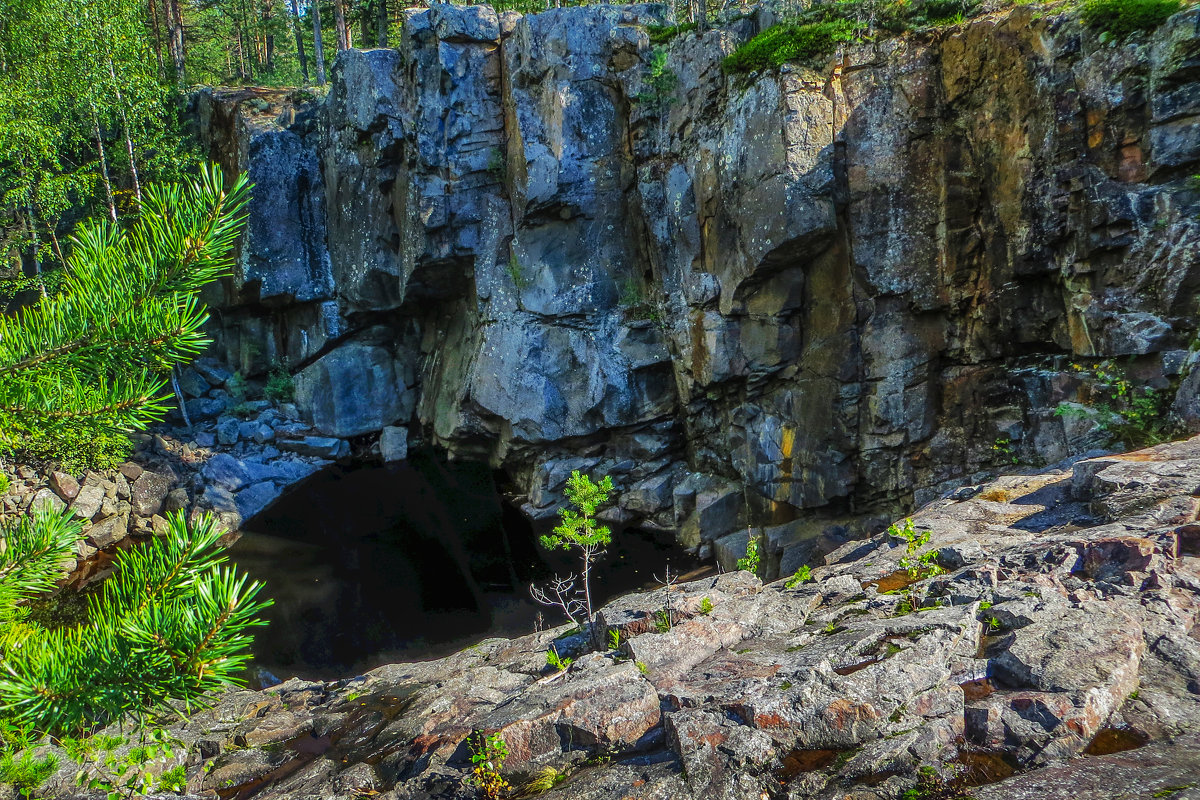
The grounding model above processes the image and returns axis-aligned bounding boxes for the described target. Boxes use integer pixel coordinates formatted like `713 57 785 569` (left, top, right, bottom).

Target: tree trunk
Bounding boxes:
376 0 387 47
22 208 47 299
239 0 255 80
107 58 143 206
166 0 186 86
333 0 349 50
91 105 119 223
289 0 309 82
311 0 326 85
147 0 165 76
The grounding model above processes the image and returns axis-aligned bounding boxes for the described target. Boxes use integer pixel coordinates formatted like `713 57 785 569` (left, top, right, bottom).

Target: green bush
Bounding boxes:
1080 0 1181 36
722 20 856 73
919 0 978 24
645 21 697 44
0 749 57 794
264 364 294 405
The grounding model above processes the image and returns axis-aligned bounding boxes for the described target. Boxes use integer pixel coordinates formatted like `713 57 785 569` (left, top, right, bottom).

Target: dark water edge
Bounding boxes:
227 452 705 681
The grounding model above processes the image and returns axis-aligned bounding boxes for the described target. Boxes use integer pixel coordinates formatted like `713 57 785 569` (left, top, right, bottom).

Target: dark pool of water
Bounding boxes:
228 452 704 681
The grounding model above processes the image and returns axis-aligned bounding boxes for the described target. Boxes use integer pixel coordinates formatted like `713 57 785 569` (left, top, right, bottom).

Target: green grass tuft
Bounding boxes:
722 20 856 73
1081 0 1181 36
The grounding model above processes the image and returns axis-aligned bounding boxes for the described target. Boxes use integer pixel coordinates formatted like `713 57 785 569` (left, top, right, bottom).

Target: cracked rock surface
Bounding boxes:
25 436 1200 799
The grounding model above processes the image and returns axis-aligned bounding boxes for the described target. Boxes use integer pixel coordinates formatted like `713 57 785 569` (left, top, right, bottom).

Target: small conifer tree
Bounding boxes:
531 471 615 644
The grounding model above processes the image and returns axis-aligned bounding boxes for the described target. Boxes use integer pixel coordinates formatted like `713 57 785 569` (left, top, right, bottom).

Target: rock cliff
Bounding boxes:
194 2 1200 573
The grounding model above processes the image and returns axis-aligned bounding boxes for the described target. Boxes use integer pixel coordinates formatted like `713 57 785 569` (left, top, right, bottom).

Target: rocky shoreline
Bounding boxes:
14 434 1200 799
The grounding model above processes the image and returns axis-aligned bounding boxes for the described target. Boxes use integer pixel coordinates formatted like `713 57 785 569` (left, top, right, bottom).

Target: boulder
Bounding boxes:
49 471 81 501
201 453 250 493
379 426 408 462
294 337 411 438
131 469 175 517
68 484 105 521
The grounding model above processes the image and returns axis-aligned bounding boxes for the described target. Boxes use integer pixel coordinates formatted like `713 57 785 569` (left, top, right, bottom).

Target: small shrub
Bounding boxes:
545 645 572 672
608 629 621 651
264 363 294 405
919 0 978 24
891 518 943 580
523 765 566 794
699 596 714 615
645 21 697 44
1081 0 1181 36
654 608 671 633
785 565 813 588
0 749 58 795
736 533 761 574
467 731 510 800
722 20 856 73
157 763 188 793
0 472 9 494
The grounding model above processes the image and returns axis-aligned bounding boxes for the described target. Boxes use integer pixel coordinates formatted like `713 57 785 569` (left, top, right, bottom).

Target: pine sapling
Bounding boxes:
530 471 614 647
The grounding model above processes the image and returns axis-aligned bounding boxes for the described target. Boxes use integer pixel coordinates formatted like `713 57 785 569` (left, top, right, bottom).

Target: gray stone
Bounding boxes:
294 337 411 438
68 484 105 521
192 357 233 387
86 515 128 549
30 488 65 514
217 417 240 446
201 453 250 493
276 436 349 460
236 482 281 520
163 487 189 514
379 426 408 462
131 469 174 517
49 471 80 501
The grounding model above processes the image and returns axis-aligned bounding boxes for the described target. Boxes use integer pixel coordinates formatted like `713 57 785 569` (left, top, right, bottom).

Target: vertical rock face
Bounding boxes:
194 4 1200 569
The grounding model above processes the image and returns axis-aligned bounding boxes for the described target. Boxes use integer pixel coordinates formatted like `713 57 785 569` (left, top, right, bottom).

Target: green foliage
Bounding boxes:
1080 0 1181 36
0 508 270 735
785 565 813 588
0 0 200 276
522 765 566 794
645 21 698 44
654 608 671 633
0 748 57 795
532 472 615 639
918 0 979 24
699 596 713 615
156 763 188 793
736 533 761 574
892 518 943 580
991 436 1018 465
506 251 532 290
608 629 621 651
73 726 181 799
0 472 9 495
466 731 509 800
636 48 678 112
542 472 614 556
634 660 648 675
545 645 572 672
899 764 967 800
0 166 250 471
263 363 294 405
1056 360 1178 447
722 19 856 73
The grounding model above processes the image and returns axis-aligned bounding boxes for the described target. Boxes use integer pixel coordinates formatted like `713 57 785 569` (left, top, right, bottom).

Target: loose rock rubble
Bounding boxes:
0 362 348 584
22 436 1200 799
